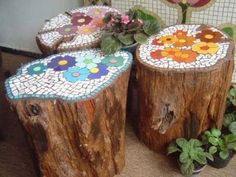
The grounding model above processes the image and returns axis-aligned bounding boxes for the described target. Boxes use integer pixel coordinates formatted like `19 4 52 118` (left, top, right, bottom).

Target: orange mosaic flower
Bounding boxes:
192 42 219 54
173 30 188 36
152 35 177 46
91 18 105 28
150 50 164 60
172 50 198 63
173 35 196 47
161 48 180 58
196 29 224 43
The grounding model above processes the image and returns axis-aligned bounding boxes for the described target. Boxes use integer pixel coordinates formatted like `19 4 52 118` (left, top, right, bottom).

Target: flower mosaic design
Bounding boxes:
76 54 101 69
196 29 224 43
63 67 90 82
102 55 124 67
87 8 107 18
173 30 187 36
91 18 105 28
152 35 177 46
150 50 164 60
47 55 76 71
56 25 77 35
27 63 47 75
171 50 198 63
173 35 196 47
88 64 109 79
71 14 92 26
77 25 98 35
192 42 219 54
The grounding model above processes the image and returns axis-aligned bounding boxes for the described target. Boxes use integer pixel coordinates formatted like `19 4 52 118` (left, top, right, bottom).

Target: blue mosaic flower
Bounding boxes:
76 54 101 69
63 67 90 82
47 55 76 71
27 63 47 75
102 55 124 67
88 64 108 79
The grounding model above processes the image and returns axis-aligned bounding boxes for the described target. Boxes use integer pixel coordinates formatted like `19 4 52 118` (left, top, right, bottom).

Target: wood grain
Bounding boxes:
10 68 131 177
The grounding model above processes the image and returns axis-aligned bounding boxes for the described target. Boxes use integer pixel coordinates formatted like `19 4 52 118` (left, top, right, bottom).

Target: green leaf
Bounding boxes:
143 20 160 35
101 35 121 55
229 122 236 134
176 138 188 148
224 114 236 127
209 137 219 146
219 150 229 160
135 9 156 21
180 159 194 177
117 34 134 45
221 27 234 38
211 128 221 137
204 152 214 161
134 32 148 44
167 142 180 155
224 134 236 143
209 146 217 155
194 154 207 165
189 139 202 147
179 152 189 163
227 142 236 151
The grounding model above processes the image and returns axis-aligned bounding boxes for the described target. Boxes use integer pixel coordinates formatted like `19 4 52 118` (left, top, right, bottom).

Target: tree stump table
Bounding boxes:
5 49 132 177
135 24 235 152
36 6 119 55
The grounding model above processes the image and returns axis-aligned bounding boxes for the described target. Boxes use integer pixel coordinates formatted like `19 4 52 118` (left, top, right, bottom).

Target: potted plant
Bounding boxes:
100 9 160 55
201 128 236 168
167 138 213 177
223 86 236 134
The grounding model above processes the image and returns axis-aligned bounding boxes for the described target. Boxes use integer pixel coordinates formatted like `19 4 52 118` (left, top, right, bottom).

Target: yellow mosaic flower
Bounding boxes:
158 35 178 45
192 42 219 54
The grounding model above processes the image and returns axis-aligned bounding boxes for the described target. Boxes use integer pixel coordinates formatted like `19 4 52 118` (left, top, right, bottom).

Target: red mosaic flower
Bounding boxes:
56 25 77 36
150 50 164 60
71 14 92 26
166 0 211 7
196 29 224 43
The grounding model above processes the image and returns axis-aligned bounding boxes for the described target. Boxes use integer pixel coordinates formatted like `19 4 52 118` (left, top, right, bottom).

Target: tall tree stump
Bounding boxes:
135 24 235 152
36 6 119 55
5 49 132 177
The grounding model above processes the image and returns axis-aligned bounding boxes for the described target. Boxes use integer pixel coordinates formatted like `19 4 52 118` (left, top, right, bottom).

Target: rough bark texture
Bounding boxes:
10 69 131 177
135 44 235 152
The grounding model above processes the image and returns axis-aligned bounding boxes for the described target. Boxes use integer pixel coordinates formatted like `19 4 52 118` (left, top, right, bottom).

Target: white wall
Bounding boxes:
0 0 83 53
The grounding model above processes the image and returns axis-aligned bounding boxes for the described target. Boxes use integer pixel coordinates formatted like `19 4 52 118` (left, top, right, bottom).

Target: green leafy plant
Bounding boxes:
223 113 236 134
101 9 160 55
167 138 213 177
228 86 236 107
202 128 236 160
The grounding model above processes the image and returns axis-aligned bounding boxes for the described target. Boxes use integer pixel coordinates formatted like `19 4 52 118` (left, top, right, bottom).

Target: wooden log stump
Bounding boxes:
135 24 235 152
36 6 119 55
5 49 132 177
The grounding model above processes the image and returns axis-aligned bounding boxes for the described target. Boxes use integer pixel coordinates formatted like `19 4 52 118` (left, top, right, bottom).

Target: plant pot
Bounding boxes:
121 43 138 54
208 151 233 168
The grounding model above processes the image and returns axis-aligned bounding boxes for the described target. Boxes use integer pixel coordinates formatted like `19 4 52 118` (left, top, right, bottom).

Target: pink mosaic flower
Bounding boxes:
87 8 107 18
71 14 92 26
56 25 77 35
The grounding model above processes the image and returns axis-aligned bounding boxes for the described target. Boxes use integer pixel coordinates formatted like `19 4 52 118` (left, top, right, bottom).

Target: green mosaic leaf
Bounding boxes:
221 27 234 38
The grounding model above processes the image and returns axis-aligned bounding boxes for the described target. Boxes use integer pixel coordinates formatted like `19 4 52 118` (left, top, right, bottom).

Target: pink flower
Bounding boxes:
121 15 130 24
166 0 211 7
108 18 115 25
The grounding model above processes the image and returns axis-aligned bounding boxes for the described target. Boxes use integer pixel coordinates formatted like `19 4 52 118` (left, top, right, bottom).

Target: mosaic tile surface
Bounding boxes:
37 6 119 53
138 24 231 69
5 49 132 101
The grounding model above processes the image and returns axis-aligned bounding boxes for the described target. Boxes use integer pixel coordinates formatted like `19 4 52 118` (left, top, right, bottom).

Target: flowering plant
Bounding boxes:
100 9 160 55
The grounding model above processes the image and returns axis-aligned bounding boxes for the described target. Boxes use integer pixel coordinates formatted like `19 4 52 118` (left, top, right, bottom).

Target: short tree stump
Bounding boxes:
5 49 132 177
136 24 235 152
36 6 119 55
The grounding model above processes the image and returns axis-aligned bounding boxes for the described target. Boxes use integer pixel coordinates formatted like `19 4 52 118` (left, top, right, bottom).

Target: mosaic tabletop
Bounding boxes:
36 6 119 54
138 24 231 70
5 49 132 101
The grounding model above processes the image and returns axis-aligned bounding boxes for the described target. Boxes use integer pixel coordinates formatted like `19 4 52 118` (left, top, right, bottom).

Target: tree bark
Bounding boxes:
135 44 235 152
10 68 130 177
